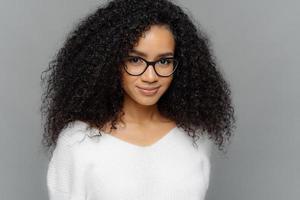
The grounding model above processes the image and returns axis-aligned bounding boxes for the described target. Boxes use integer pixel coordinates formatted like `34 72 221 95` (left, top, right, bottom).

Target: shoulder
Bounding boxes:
50 120 99 163
176 126 213 157
56 120 95 147
194 132 213 158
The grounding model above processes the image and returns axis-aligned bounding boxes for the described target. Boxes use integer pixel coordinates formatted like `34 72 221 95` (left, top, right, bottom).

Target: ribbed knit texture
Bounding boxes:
47 120 212 200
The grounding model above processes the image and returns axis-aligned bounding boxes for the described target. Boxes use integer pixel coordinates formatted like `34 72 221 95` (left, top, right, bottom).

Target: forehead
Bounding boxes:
131 25 175 58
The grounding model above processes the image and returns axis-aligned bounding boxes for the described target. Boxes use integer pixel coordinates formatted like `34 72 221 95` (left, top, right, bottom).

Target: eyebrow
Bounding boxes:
129 49 174 58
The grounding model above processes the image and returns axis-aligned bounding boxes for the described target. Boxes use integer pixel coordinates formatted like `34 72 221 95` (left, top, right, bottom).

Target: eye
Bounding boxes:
159 58 172 65
127 56 143 64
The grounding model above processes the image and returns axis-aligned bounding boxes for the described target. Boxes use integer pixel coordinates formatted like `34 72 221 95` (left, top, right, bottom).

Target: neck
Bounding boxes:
120 96 162 125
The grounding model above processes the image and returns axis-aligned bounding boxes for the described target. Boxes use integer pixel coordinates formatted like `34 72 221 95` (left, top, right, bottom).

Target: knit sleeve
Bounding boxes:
196 134 213 193
46 124 87 200
203 138 212 193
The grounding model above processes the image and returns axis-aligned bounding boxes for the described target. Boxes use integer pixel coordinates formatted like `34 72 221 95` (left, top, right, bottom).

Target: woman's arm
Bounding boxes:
47 125 87 200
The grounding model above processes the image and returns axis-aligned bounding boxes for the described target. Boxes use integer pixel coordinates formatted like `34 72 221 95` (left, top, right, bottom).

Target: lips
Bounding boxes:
137 86 160 90
136 86 160 96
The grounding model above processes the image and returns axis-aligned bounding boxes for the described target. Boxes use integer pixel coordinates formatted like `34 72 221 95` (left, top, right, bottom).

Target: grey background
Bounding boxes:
0 0 299 199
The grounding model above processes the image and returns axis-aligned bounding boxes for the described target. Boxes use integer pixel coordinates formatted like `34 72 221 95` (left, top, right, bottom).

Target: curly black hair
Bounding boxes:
41 0 235 153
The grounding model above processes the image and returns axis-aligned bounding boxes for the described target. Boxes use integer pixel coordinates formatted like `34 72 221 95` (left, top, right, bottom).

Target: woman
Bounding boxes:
41 0 235 199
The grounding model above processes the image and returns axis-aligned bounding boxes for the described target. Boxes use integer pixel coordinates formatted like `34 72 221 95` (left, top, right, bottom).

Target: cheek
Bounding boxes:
121 72 137 91
163 77 173 89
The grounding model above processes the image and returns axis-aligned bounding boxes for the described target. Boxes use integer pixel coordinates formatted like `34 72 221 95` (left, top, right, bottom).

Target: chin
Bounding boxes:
135 97 160 106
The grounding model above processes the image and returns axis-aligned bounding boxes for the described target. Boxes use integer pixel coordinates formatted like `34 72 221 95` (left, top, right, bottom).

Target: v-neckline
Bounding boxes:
101 126 178 150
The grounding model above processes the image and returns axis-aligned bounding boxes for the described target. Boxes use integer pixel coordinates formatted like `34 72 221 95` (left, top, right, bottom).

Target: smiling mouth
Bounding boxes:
136 86 160 96
137 86 160 90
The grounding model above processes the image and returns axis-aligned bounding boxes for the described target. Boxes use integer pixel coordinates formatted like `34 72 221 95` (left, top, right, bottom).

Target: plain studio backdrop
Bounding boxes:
0 0 299 199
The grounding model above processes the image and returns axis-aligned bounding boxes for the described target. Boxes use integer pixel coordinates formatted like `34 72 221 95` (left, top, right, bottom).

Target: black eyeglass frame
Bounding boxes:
122 56 179 77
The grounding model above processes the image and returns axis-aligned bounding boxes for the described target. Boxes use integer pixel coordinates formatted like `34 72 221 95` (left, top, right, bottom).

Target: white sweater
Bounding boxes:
47 120 212 200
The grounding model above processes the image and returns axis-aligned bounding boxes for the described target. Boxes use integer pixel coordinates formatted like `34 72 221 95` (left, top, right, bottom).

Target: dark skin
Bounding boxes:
101 25 177 147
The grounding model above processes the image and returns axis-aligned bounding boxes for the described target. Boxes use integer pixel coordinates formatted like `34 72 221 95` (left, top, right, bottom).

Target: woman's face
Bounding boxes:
121 25 175 106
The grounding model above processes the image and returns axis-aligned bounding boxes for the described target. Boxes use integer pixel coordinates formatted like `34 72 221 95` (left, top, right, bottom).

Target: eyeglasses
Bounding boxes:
122 56 179 77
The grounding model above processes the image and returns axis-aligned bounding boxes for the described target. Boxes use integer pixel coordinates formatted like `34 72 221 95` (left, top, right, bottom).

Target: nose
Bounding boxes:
141 64 158 82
